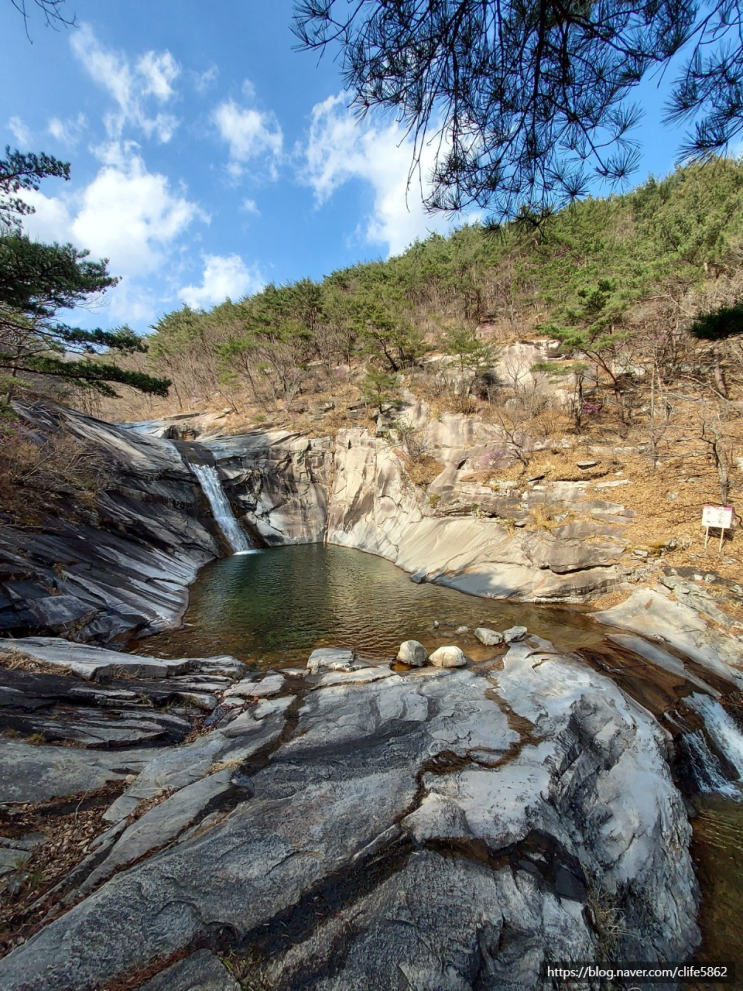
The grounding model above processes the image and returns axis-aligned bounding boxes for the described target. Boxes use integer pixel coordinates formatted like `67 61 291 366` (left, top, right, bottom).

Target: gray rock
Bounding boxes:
224 673 285 699
315 666 395 688
324 426 628 604
429 645 467 668
77 771 234 894
138 949 240 991
0 638 240 682
503 625 528 643
0 657 698 991
0 739 166 804
474 627 504 646
455 625 469 634
306 647 356 675
592 589 743 687
396 640 428 666
0 834 45 880
1 402 220 644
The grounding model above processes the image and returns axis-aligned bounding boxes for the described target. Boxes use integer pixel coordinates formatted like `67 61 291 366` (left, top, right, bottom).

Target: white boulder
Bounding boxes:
396 640 429 667
474 627 504 646
429 645 467 668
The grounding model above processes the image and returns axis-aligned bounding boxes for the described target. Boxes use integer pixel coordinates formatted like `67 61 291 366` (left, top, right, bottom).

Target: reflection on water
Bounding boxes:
139 544 604 666
691 793 743 988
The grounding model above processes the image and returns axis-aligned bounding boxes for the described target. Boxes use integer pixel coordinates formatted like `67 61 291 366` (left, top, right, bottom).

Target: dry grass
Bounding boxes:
0 422 113 527
406 453 445 487
0 651 71 677
0 784 123 955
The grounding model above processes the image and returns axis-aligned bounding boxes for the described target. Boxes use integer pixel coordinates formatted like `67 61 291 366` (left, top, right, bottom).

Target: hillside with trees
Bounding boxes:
4 155 742 585
95 158 740 423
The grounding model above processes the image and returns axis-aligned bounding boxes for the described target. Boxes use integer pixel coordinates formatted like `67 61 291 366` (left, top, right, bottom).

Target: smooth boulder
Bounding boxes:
428 645 467 668
474 627 504 647
396 640 428 667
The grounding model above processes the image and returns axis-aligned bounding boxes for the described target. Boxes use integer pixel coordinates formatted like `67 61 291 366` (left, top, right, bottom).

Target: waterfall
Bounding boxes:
688 694 743 780
670 694 743 796
681 730 737 795
191 464 252 555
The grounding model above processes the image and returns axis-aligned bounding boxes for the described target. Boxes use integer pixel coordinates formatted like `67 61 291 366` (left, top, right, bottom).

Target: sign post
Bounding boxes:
702 505 734 552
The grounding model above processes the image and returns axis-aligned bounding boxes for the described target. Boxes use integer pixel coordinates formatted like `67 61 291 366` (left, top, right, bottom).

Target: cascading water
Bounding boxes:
688 694 743 781
191 463 252 555
682 730 736 795
670 694 743 796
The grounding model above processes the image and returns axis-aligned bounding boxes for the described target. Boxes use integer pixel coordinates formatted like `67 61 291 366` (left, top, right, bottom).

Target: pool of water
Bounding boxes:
139 544 605 666
691 792 743 988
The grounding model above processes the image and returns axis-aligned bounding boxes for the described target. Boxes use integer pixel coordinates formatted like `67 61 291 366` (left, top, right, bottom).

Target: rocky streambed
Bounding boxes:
0 633 703 991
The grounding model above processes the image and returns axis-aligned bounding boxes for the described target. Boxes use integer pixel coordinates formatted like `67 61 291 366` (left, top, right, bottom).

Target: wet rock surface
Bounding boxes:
0 636 699 990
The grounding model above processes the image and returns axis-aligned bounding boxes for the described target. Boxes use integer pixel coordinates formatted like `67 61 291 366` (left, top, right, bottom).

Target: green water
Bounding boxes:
691 793 743 988
141 543 604 666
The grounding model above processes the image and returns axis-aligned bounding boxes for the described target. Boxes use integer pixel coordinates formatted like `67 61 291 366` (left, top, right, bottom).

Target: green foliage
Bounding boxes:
442 324 496 374
0 235 170 399
0 146 70 231
361 367 398 413
137 157 743 410
296 2 743 220
689 303 743 341
0 151 170 401
531 361 587 380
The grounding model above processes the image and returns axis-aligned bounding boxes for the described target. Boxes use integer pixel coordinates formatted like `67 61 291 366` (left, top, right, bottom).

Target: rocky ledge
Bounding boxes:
0 635 698 990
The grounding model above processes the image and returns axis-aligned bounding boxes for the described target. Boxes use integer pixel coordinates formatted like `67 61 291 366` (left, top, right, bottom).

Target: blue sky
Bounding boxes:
1 0 692 334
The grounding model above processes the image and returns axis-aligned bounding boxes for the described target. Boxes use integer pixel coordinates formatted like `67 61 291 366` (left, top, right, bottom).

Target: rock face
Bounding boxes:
194 405 632 605
325 426 630 603
306 647 357 675
592 587 743 687
0 404 220 643
1 402 638 647
0 638 699 991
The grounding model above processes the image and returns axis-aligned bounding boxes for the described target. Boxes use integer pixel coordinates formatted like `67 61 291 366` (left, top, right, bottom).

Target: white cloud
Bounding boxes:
70 24 180 143
302 93 466 256
179 254 264 308
48 112 87 146
213 92 283 178
8 116 31 146
20 150 202 279
136 50 179 101
72 160 199 276
242 198 259 215
193 65 219 93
